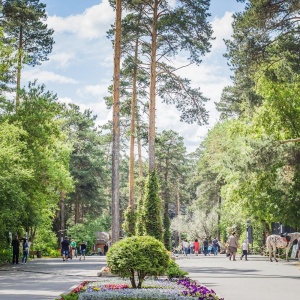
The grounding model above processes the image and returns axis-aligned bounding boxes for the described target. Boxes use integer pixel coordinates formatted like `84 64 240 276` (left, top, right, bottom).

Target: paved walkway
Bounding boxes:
0 256 106 299
0 254 299 299
176 254 300 300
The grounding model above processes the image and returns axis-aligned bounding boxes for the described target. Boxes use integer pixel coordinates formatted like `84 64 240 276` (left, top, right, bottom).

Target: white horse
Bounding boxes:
266 232 300 262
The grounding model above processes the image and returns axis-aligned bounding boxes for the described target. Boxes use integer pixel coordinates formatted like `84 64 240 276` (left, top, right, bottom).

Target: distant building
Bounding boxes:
93 232 110 254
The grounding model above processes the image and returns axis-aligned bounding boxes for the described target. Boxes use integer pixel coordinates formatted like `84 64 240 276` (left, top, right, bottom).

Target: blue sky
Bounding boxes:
23 0 245 152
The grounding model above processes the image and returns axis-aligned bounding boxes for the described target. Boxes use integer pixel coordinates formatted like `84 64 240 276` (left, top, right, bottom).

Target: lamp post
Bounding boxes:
246 220 250 241
246 220 253 253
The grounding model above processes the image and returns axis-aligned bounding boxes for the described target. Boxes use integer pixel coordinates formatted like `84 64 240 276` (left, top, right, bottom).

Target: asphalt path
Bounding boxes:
177 254 300 300
0 255 106 299
0 254 299 300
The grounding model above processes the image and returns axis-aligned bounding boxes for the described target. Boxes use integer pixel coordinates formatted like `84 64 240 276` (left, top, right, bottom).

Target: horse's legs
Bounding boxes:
268 244 273 262
274 247 278 262
286 245 291 262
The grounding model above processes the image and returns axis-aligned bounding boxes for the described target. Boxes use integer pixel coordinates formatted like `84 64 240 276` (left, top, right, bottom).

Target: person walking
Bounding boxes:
240 239 248 261
79 241 86 261
104 243 108 255
212 237 219 255
189 241 194 254
203 238 209 256
22 238 29 264
11 235 20 264
194 239 200 255
61 236 70 261
182 240 189 256
227 232 238 261
70 239 77 258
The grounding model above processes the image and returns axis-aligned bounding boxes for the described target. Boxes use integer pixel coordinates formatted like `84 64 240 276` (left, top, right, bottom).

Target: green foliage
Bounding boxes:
135 178 145 236
122 205 136 237
0 120 33 241
1 0 54 67
67 214 111 252
166 260 188 279
55 292 78 300
31 222 58 252
64 104 110 225
163 214 171 251
47 249 61 258
0 248 11 265
0 27 16 85
143 171 163 242
0 81 73 253
155 130 190 249
106 236 170 288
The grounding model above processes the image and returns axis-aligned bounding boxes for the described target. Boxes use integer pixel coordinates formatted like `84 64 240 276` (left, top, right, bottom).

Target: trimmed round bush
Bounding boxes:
106 236 170 288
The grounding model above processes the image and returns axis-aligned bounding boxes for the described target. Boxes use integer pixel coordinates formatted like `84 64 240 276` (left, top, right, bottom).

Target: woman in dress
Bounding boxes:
194 239 200 256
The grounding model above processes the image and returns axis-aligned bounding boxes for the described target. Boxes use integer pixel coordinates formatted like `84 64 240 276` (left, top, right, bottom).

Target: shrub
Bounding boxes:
48 249 61 257
166 260 188 279
56 292 79 300
106 236 170 288
143 171 163 241
0 248 11 265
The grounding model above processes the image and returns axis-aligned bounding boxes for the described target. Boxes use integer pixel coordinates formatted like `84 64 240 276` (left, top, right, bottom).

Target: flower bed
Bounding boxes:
76 278 224 300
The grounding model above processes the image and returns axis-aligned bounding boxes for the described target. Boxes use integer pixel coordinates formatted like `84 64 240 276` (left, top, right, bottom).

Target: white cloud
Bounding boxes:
211 12 234 51
47 0 115 40
57 97 73 105
81 101 112 126
23 69 78 84
76 83 109 98
49 52 75 68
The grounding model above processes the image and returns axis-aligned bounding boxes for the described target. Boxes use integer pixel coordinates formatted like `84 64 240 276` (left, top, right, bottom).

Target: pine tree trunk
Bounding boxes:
129 37 139 218
163 158 170 248
148 0 158 172
176 178 181 247
16 25 23 109
111 0 122 243
137 116 143 177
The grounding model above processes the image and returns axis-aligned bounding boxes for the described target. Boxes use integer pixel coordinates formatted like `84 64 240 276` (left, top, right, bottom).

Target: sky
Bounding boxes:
22 0 245 153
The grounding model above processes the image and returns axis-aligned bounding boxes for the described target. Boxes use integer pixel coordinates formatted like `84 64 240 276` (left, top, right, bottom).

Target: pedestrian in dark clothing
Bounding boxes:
104 243 108 255
212 238 219 255
79 241 86 261
22 238 29 264
12 235 20 264
61 236 70 261
203 238 209 256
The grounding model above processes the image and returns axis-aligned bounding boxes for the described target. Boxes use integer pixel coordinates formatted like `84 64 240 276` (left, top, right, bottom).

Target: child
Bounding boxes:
240 239 248 261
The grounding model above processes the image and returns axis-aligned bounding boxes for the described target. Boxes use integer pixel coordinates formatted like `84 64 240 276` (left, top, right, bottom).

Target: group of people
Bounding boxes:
181 237 220 256
11 235 29 265
178 233 249 261
60 237 109 261
11 234 108 264
61 236 87 261
226 231 249 261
